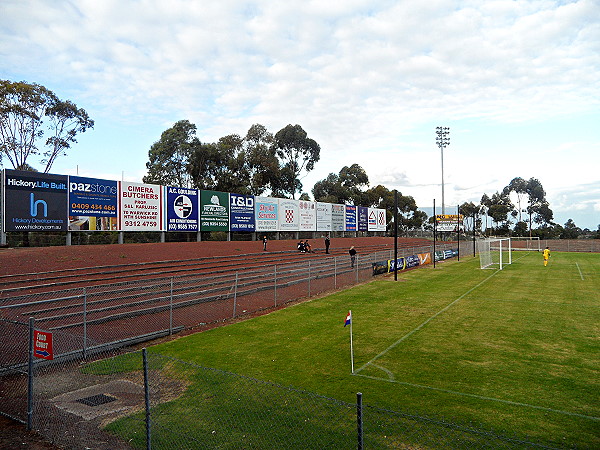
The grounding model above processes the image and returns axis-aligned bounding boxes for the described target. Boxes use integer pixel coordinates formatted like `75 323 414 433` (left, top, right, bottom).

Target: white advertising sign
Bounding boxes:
278 198 299 231
331 204 345 232
119 181 163 231
299 200 316 231
316 202 332 232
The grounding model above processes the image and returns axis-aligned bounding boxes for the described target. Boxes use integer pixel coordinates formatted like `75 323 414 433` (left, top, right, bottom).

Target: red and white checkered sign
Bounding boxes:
285 210 294 223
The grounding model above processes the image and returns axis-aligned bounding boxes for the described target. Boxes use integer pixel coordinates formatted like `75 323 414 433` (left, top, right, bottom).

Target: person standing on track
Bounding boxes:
543 246 550 266
263 235 268 251
349 246 357 268
325 234 330 254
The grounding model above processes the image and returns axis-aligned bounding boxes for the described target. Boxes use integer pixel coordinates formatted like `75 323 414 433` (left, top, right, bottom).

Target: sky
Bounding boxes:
1 0 599 229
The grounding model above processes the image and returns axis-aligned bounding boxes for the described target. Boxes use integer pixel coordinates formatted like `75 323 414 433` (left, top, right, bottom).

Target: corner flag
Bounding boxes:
344 311 352 327
344 310 354 373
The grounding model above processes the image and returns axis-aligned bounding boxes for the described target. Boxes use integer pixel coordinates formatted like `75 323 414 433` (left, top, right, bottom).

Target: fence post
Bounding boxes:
308 261 311 297
83 287 87 359
143 348 151 450
233 272 238 318
357 392 364 450
334 257 337 289
274 265 277 308
27 317 34 431
169 277 174 335
356 255 359 283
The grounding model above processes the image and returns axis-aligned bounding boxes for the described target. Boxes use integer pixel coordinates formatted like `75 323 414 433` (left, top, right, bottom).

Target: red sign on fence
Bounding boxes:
33 330 53 360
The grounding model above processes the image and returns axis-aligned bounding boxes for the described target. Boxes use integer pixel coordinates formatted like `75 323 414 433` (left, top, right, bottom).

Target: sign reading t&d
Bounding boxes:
33 330 53 360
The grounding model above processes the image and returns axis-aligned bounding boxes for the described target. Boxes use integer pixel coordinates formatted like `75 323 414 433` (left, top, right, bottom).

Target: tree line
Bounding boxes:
143 120 427 231
459 177 598 239
1 80 598 238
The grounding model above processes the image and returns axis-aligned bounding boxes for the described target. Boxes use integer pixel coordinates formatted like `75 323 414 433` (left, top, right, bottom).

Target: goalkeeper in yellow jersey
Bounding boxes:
543 246 550 266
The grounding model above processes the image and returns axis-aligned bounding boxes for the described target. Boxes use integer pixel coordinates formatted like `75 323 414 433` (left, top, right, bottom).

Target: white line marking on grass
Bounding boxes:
576 262 584 280
355 374 600 422
355 270 500 374
371 363 395 381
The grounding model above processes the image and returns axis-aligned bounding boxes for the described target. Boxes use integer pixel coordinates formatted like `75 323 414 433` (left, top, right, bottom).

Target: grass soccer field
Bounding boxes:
107 250 599 447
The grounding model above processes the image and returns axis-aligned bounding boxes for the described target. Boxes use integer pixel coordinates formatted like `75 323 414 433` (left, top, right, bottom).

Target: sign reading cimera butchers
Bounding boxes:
119 181 163 231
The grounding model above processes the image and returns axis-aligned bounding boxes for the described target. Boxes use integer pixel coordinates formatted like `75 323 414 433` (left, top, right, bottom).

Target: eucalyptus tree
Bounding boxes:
144 120 199 187
273 124 320 198
312 163 369 204
0 79 94 172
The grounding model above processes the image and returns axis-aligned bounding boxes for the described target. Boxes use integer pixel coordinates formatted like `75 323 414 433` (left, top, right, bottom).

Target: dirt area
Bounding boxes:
0 236 396 276
0 415 60 449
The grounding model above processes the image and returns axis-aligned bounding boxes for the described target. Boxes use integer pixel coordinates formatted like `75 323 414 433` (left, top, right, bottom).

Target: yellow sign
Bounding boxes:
435 214 464 222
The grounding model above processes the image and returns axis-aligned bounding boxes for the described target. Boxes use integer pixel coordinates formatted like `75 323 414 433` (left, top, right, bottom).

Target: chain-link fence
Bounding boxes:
4 241 566 448
1 243 464 360
0 335 560 449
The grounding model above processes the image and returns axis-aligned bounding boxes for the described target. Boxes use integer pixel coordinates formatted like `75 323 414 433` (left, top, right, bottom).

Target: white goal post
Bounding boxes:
477 238 512 270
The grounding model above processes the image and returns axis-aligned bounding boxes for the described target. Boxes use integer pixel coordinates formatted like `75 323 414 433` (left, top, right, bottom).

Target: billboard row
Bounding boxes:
2 170 388 234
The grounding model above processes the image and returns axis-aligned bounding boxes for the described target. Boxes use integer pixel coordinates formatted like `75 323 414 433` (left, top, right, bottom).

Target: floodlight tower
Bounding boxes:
435 126 450 214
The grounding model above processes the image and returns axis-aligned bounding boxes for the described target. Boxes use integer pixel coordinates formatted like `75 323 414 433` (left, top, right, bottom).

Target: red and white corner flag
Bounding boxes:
344 310 354 373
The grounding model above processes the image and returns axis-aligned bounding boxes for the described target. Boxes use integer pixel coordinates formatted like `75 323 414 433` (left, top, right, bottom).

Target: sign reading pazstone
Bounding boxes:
69 176 118 231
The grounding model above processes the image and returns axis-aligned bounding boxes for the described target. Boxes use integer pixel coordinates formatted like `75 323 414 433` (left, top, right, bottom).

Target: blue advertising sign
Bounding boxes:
230 193 255 231
165 186 199 232
388 257 406 272
357 206 368 232
68 176 118 231
405 254 420 268
345 205 357 231
3 170 68 232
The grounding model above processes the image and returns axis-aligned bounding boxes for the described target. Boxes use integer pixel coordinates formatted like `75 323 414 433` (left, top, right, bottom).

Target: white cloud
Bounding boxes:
1 0 599 227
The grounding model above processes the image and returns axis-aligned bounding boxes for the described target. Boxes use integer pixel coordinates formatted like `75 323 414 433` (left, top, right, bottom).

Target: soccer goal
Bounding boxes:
510 236 541 252
477 238 512 270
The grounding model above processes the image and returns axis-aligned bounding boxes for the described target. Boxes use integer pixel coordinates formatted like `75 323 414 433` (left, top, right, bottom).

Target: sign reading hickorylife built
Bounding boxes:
2 169 387 233
3 170 68 232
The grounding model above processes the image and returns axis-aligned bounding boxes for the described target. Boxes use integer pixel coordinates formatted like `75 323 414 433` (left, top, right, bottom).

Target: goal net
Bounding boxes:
477 238 512 270
510 236 540 252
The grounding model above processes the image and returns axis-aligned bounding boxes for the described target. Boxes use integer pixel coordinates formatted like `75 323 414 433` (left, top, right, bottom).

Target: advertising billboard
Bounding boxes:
299 200 316 231
357 206 368 232
376 208 386 232
119 181 163 231
3 170 68 232
230 193 255 232
200 190 229 231
255 196 278 232
165 186 199 232
368 207 378 231
345 205 357 231
68 176 118 231
278 198 299 231
435 214 464 232
316 202 332 232
331 204 345 232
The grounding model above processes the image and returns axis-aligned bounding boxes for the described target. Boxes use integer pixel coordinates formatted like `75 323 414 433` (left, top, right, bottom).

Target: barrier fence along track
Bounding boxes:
0 243 460 366
0 241 566 449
